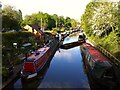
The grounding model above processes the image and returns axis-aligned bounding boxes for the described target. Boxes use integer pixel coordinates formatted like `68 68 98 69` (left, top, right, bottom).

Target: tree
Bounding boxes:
47 15 56 30
0 1 2 30
65 17 72 30
81 1 120 60
22 11 78 31
2 5 22 30
81 1 119 36
70 19 78 29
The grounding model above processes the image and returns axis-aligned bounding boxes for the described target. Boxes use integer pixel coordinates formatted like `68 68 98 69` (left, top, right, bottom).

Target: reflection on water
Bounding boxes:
6 55 53 89
6 34 90 89
38 46 90 88
24 56 54 88
63 35 78 45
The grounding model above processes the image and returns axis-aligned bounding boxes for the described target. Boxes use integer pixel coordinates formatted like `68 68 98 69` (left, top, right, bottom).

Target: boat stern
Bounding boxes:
21 61 37 79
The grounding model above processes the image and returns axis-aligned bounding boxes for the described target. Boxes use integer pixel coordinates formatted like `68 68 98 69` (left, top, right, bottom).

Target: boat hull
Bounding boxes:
81 43 119 88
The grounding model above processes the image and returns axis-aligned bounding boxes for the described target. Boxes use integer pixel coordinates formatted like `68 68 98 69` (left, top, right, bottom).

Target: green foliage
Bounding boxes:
52 28 59 34
2 31 55 68
2 5 22 30
14 58 21 65
22 12 79 31
81 1 120 60
70 19 78 29
81 2 118 36
2 32 43 68
2 67 9 78
0 67 2 75
100 32 119 55
2 4 79 31
2 32 32 48
89 32 120 60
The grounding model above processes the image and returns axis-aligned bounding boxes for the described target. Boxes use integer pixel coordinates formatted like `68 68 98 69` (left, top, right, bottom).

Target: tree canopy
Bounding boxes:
2 5 79 31
22 11 79 31
81 1 119 37
81 1 120 59
2 5 22 30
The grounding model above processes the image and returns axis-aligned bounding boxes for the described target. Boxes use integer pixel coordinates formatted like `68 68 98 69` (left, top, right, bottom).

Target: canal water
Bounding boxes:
6 34 90 89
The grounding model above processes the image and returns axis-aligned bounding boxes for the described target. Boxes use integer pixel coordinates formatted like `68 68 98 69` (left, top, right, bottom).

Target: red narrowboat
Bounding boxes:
81 43 119 88
21 46 51 79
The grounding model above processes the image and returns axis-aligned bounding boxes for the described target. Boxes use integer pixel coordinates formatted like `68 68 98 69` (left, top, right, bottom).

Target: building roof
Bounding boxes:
28 24 44 34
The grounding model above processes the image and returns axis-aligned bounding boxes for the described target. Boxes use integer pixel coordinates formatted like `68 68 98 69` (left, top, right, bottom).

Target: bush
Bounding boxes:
14 58 21 65
2 32 44 70
0 67 2 75
2 67 9 78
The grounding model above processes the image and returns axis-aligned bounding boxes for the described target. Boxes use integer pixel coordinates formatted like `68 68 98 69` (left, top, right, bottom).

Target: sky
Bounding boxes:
1 0 93 22
1 0 118 22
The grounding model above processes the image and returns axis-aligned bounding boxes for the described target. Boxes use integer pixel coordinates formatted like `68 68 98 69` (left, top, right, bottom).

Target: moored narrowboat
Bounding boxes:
78 32 86 43
78 35 86 43
81 43 120 88
21 46 51 79
60 41 82 49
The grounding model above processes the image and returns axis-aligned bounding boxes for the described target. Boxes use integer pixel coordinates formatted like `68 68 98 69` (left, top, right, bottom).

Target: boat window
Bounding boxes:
103 68 114 79
92 59 95 68
83 47 86 50
85 52 89 59
89 56 91 62
35 52 39 56
38 48 45 52
87 54 91 62
79 35 83 38
89 57 95 69
92 61 109 78
85 54 88 59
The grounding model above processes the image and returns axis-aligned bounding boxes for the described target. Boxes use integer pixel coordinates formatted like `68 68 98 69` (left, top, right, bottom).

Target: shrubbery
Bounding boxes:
2 31 55 81
2 67 9 80
2 32 44 80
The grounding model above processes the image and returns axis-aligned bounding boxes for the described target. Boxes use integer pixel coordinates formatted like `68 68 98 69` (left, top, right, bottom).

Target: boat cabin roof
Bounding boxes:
26 47 49 62
83 43 109 62
26 58 35 62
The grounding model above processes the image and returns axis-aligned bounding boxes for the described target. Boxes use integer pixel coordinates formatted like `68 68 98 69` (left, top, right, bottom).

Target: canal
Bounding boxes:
6 34 90 89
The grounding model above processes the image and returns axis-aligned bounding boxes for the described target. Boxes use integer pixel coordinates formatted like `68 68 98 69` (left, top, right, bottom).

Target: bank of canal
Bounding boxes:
4 35 90 89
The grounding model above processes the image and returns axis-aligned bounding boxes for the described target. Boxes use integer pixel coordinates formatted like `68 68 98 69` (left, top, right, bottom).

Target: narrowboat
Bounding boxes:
21 46 51 79
78 33 86 43
81 43 120 88
60 41 81 49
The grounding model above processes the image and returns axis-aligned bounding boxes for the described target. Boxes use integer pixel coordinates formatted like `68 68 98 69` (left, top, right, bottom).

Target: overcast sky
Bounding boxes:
1 0 118 22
